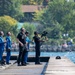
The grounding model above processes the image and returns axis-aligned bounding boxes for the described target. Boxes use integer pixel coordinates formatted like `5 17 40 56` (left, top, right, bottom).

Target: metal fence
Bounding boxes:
8 43 75 52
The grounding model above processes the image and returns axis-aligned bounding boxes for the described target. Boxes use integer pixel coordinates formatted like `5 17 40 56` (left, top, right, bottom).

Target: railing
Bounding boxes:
6 44 75 52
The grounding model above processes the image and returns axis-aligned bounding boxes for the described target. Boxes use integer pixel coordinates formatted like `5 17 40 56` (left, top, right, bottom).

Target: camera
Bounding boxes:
41 31 48 37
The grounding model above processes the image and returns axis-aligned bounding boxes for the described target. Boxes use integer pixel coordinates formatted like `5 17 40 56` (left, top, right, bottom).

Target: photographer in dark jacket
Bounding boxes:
17 28 27 66
33 31 44 64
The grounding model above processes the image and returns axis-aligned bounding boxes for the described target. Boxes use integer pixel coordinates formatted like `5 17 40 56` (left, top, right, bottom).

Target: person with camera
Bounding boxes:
0 31 6 65
17 28 27 66
6 32 12 65
33 31 44 65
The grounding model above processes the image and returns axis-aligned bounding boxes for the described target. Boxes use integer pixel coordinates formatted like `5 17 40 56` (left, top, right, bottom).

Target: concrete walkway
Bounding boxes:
0 60 16 71
0 57 75 75
44 57 75 75
0 62 47 75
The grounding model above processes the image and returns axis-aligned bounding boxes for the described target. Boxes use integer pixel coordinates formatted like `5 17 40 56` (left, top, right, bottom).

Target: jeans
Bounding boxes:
35 46 40 64
6 50 11 63
24 51 28 63
0 49 4 61
17 47 26 65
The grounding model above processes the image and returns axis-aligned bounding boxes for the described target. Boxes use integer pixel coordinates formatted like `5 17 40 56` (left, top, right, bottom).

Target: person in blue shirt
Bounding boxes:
6 32 12 64
0 31 5 65
24 31 31 65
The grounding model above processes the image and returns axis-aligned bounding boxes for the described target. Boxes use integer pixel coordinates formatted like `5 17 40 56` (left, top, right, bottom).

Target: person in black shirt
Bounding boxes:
17 28 27 66
33 31 44 64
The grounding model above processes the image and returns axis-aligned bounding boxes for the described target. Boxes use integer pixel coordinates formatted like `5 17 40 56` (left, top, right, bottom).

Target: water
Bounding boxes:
31 51 75 63
8 51 75 63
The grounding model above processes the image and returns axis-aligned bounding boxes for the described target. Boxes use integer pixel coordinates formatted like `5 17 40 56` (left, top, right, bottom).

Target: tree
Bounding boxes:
0 16 18 41
34 0 75 39
0 0 24 21
22 0 43 5
23 23 36 39
43 0 49 7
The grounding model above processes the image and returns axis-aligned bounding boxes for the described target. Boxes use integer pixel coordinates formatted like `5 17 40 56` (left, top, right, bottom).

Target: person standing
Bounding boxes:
33 31 44 64
0 31 5 65
17 28 27 66
6 32 12 64
24 31 30 64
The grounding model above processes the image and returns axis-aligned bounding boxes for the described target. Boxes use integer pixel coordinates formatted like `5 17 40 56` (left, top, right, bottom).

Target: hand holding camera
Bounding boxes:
41 31 48 41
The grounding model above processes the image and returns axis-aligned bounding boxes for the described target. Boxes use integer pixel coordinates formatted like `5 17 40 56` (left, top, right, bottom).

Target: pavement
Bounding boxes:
0 56 75 75
0 60 16 72
44 57 75 75
0 61 47 75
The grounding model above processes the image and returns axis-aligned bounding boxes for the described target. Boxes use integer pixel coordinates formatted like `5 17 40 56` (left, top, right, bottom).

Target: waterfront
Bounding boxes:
2 51 75 75
24 51 75 63
4 51 75 63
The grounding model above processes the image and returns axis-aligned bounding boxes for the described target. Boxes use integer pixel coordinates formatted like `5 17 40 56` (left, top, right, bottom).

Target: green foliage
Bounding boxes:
33 10 45 21
22 0 29 5
22 0 43 5
34 0 75 40
0 16 18 41
0 0 24 21
23 23 36 39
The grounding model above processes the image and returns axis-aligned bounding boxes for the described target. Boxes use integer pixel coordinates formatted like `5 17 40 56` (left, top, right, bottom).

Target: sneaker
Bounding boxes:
17 64 21 66
21 63 26 66
6 62 11 65
35 63 42 65
26 62 29 65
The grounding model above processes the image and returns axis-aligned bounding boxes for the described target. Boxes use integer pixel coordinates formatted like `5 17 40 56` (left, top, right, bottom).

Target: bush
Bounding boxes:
0 15 18 41
23 22 36 39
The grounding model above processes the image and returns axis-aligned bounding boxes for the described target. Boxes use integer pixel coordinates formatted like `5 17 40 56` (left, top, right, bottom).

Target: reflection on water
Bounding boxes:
4 51 75 63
